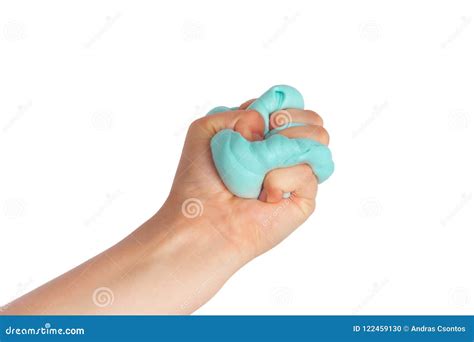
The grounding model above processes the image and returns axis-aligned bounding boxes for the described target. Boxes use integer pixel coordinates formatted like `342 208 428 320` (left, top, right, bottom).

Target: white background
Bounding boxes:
1 0 473 314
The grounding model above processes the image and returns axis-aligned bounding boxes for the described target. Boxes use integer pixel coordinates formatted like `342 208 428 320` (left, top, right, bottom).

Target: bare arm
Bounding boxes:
2 102 329 315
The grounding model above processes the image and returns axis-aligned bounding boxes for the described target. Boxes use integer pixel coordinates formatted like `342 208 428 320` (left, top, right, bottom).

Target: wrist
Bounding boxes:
152 207 244 262
157 199 252 263
125 204 246 313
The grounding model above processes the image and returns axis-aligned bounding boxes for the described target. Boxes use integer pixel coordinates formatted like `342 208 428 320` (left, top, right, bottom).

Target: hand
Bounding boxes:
1 99 330 315
164 100 329 262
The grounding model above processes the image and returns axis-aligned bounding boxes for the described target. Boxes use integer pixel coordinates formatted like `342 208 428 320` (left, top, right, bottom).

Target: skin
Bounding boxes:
1 100 329 315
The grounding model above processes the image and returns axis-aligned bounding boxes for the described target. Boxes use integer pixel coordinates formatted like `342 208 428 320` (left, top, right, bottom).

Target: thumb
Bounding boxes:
191 109 264 142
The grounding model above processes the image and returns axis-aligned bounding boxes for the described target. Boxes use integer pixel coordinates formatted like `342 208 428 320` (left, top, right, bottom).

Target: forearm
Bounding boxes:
2 209 244 315
2 88 328 315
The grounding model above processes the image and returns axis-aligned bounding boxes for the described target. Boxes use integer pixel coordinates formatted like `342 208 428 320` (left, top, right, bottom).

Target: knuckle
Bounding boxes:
314 125 330 144
190 116 207 127
189 116 211 131
245 109 262 121
300 165 317 185
305 166 316 181
187 116 211 136
307 110 324 126
264 169 279 185
189 118 201 130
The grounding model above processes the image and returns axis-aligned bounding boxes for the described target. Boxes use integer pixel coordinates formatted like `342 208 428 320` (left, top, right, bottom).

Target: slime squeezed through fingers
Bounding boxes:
207 85 335 199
